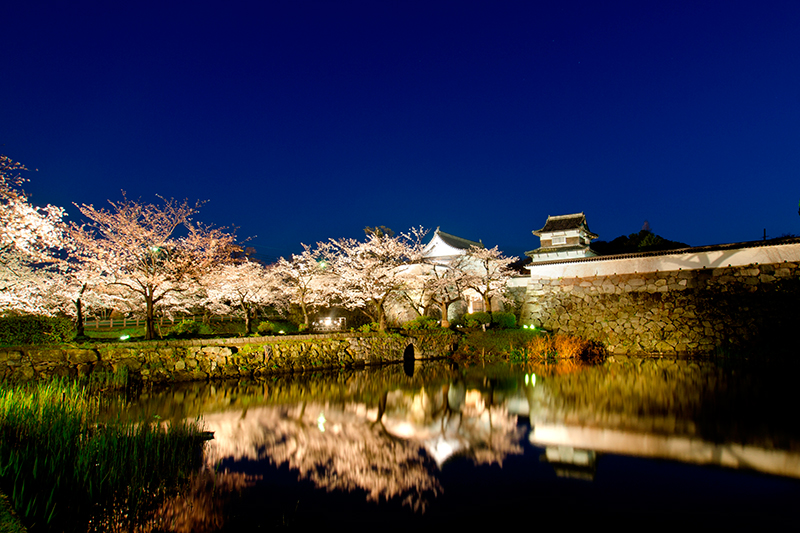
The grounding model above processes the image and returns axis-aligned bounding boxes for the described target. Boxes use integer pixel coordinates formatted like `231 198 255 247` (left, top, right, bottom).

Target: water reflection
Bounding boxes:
107 357 800 529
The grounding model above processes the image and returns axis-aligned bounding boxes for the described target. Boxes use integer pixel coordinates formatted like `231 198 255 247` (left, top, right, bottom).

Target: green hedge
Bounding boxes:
0 316 74 345
462 312 491 328
402 316 441 330
168 319 212 338
491 312 516 329
257 320 299 335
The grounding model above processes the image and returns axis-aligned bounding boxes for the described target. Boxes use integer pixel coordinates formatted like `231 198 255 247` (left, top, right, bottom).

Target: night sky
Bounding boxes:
3 1 799 262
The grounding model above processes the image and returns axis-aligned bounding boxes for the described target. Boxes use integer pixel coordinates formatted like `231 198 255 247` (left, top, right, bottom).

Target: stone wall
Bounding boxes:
523 261 800 355
0 331 459 383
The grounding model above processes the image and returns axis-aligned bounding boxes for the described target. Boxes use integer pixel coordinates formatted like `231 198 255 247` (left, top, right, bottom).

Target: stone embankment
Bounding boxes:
0 331 459 383
524 261 799 355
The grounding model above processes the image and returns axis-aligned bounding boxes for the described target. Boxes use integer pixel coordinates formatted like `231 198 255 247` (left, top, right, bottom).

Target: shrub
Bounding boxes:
491 312 516 329
463 312 491 328
169 319 206 338
512 334 606 361
257 320 298 335
356 322 380 333
273 321 298 334
456 329 605 362
0 315 74 345
402 316 441 330
457 329 543 358
211 319 246 335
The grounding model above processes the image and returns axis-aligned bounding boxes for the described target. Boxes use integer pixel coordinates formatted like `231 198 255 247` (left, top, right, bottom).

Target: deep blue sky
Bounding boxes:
3 1 799 262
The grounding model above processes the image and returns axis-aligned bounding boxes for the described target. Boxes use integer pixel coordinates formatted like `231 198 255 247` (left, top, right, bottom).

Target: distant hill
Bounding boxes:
591 229 689 256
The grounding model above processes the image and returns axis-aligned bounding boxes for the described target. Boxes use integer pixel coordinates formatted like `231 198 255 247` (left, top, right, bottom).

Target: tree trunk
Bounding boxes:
375 298 387 331
438 301 450 328
145 289 156 340
74 298 85 338
242 303 252 334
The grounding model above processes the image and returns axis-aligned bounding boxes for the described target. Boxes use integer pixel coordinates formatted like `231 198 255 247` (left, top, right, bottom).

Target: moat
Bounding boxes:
102 356 800 530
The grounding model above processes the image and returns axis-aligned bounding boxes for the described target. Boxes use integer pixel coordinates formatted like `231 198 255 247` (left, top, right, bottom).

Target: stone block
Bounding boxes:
0 350 23 363
29 349 65 363
66 349 98 364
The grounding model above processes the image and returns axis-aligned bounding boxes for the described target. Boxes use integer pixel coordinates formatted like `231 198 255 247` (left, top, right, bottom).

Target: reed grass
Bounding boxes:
456 329 605 362
510 333 605 362
0 378 204 532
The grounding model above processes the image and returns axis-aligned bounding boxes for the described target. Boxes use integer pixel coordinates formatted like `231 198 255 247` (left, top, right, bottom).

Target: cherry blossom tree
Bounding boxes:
328 227 427 331
422 255 480 328
0 155 71 318
271 243 335 328
200 260 276 334
0 155 67 264
0 251 55 315
462 245 517 314
37 262 127 338
69 194 238 340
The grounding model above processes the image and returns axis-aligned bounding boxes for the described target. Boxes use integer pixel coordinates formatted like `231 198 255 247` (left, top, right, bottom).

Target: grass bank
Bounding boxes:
0 378 204 532
455 328 606 362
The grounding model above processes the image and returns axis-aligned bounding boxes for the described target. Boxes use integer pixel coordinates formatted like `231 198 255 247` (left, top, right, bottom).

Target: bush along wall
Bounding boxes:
0 331 459 383
0 316 74 346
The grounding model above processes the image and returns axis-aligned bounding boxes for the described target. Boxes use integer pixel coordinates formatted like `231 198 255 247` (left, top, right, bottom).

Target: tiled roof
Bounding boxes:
526 244 594 256
433 228 483 250
533 213 597 237
526 237 800 267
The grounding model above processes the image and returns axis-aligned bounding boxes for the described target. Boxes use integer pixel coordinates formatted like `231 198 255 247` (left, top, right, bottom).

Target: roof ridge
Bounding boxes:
430 229 483 250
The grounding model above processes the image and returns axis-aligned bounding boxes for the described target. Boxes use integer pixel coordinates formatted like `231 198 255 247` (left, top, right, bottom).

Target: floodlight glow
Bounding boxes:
279 330 285 334
120 335 130 340
317 412 326 432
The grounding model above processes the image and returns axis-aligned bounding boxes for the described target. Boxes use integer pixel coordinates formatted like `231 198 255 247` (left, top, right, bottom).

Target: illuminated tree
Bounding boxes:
271 243 334 327
328 228 427 331
423 256 479 328
70 194 238 340
0 155 67 264
462 245 517 313
0 155 71 318
200 260 275 334
41 262 128 337
0 252 55 315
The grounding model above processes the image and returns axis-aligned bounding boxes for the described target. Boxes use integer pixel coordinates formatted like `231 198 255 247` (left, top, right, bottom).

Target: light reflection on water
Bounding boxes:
106 357 800 530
